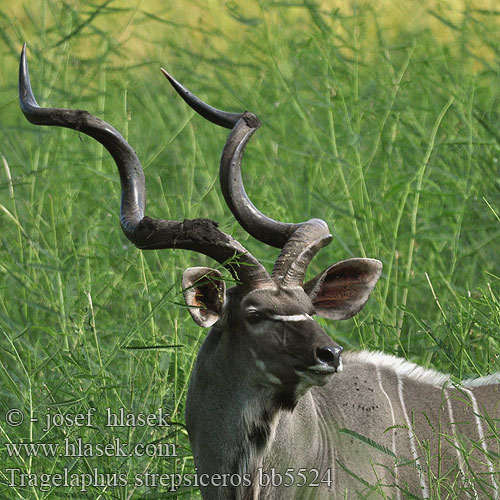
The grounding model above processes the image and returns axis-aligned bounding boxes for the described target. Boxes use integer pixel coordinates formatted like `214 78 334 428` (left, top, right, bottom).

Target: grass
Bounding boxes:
0 0 499 498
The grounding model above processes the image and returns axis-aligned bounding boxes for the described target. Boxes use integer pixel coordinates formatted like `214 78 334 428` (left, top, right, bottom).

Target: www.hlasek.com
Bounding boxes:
5 437 177 459
6 468 334 492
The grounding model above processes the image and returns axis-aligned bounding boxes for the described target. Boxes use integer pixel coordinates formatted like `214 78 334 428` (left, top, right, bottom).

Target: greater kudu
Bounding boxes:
19 45 499 499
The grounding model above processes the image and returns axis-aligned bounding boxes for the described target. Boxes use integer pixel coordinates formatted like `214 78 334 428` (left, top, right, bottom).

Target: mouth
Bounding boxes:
295 363 340 386
296 366 337 376
296 355 343 376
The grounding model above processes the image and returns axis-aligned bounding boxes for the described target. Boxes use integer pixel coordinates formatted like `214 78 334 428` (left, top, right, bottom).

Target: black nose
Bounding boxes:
316 345 343 369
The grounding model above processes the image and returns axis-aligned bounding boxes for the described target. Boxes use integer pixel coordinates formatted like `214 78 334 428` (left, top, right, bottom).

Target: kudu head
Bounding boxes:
19 45 382 407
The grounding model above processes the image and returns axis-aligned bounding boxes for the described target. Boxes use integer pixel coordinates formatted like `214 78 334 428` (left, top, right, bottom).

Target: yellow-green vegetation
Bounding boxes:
1 0 499 498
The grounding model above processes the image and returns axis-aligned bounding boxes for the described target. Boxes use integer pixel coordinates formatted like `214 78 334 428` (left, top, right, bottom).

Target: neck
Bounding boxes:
185 327 299 499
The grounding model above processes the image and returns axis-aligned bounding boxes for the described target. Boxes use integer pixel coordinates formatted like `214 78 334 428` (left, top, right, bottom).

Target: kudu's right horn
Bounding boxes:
161 69 333 287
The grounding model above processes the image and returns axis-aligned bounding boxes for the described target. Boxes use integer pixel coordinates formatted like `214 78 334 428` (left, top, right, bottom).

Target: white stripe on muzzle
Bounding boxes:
270 314 312 322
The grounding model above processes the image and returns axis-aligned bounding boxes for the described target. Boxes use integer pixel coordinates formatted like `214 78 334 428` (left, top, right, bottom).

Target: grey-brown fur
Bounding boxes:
187 334 499 499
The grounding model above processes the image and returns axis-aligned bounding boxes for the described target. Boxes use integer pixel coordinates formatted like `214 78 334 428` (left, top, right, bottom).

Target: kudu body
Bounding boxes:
19 45 499 499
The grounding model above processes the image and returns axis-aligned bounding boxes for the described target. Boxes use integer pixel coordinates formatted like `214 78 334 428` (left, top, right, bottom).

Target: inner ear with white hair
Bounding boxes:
182 267 226 327
303 258 382 320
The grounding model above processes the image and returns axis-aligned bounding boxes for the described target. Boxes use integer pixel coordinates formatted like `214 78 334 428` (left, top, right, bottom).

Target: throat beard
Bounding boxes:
230 392 296 499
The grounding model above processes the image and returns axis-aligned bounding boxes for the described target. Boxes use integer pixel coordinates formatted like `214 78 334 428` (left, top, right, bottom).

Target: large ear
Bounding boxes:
182 267 226 327
303 258 382 320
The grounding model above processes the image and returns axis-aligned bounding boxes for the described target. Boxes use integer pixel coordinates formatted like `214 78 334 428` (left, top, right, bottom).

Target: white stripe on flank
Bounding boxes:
270 314 312 322
445 389 474 499
463 388 498 499
376 367 401 500
397 373 429 498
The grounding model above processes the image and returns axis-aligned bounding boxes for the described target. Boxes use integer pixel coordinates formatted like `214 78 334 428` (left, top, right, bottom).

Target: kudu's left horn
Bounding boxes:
19 44 271 286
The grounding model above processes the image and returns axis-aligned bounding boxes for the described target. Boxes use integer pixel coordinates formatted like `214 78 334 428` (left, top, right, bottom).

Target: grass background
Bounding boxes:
0 0 499 498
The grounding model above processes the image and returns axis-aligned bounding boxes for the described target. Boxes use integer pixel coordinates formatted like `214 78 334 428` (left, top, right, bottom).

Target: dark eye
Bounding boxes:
245 310 265 325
